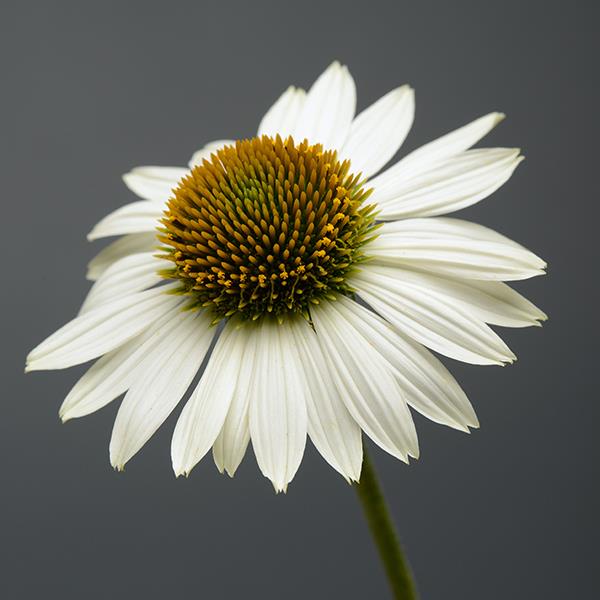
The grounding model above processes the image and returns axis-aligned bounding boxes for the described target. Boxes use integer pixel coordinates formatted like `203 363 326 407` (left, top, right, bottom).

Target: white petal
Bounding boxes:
86 233 157 281
290 318 363 482
79 252 167 315
353 272 515 365
171 320 247 477
257 86 306 139
331 296 478 431
369 112 505 195
376 148 523 218
123 166 187 202
59 306 184 421
312 302 419 462
26 286 180 372
110 310 215 469
249 320 308 492
188 140 235 169
340 86 414 178
293 61 356 150
354 264 546 328
87 201 164 240
212 332 256 477
367 217 547 281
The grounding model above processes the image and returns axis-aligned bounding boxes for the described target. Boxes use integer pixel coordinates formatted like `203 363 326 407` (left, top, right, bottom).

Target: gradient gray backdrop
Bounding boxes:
2 1 596 598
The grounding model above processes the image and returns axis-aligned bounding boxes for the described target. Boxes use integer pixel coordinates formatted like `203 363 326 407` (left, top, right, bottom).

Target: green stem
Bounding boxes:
354 447 418 600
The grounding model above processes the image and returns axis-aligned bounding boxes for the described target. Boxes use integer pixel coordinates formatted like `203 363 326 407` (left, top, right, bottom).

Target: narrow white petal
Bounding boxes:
172 320 249 477
249 320 308 493
87 201 164 241
79 252 167 315
354 271 515 365
59 306 184 421
369 112 505 195
294 61 356 150
340 86 414 178
122 166 187 202
87 233 157 281
26 286 180 372
376 148 523 218
367 218 547 281
212 332 256 477
188 140 235 169
312 302 419 462
110 310 215 469
354 265 546 328
257 86 306 139
290 318 363 482
332 296 478 431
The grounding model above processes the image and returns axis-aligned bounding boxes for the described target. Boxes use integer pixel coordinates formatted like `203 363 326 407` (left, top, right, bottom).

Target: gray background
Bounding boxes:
2 1 596 598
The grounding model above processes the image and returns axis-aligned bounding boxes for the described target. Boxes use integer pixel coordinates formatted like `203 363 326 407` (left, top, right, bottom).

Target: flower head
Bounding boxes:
26 62 546 492
159 135 376 322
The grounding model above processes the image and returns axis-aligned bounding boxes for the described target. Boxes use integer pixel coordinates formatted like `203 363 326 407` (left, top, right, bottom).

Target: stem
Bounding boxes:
354 447 418 600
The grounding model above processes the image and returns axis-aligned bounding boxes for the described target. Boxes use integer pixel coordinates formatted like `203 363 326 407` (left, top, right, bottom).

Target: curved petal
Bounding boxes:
123 166 187 202
312 301 419 462
290 318 363 482
249 319 308 493
79 252 167 315
26 286 180 372
353 265 546 328
211 331 256 477
257 86 306 139
376 148 523 218
340 85 414 179
87 201 164 240
331 296 478 431
59 305 184 421
367 218 547 281
110 310 215 470
86 233 157 281
172 320 248 477
369 112 505 197
188 140 235 169
353 273 515 365
293 61 356 150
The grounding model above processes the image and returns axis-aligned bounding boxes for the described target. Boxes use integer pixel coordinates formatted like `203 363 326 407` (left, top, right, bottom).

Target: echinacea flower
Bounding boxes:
26 61 546 492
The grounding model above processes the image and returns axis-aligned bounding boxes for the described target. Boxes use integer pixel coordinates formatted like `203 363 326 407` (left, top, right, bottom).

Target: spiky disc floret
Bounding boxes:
158 135 378 322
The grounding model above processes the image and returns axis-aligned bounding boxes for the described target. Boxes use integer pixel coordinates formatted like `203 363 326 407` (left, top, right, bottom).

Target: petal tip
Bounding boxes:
493 111 506 124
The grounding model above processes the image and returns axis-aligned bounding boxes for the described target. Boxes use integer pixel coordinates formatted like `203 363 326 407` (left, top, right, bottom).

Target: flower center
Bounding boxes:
159 135 377 322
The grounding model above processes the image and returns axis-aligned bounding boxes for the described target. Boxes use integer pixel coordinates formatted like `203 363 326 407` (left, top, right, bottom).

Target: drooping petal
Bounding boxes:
79 252 167 314
367 217 547 281
26 286 180 372
312 301 419 462
340 85 414 179
86 233 157 281
59 306 184 421
87 201 164 240
212 332 256 477
353 265 546 328
331 296 478 431
354 273 515 365
248 319 308 493
369 112 505 197
293 61 356 150
376 148 523 218
110 310 215 470
171 320 247 477
188 140 235 169
290 318 363 482
257 86 306 139
123 166 187 202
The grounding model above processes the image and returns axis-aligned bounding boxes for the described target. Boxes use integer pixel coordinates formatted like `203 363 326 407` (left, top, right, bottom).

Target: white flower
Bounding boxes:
26 61 546 492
